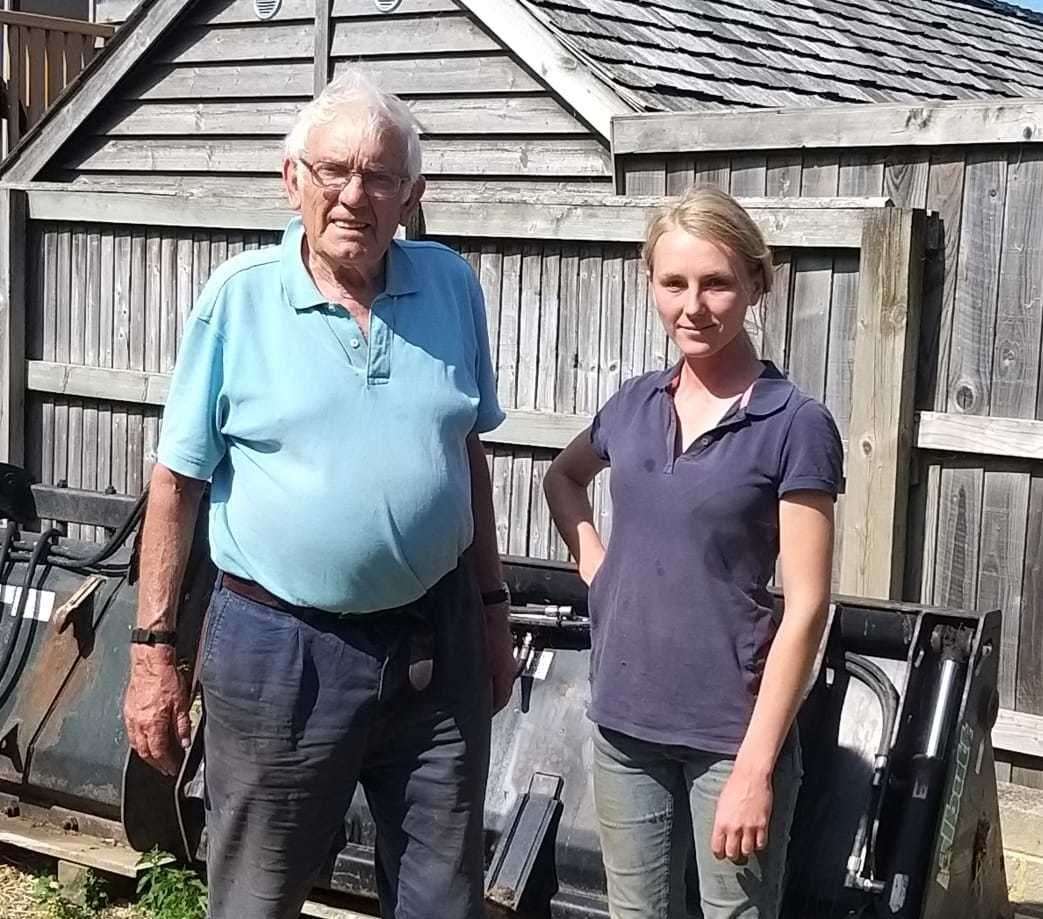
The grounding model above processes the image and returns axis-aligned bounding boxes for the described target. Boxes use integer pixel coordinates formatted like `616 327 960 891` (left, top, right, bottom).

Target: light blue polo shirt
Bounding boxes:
157 218 504 613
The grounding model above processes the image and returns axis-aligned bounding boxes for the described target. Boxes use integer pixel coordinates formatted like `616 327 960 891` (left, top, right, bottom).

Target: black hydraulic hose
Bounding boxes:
843 652 900 895
0 528 59 691
48 486 148 568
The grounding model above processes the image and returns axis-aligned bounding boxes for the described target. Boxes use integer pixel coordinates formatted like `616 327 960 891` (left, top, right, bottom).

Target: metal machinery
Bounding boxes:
0 477 1012 919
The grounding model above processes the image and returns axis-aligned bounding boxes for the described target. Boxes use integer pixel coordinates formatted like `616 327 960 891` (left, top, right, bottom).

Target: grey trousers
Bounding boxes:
592 725 802 919
198 562 491 919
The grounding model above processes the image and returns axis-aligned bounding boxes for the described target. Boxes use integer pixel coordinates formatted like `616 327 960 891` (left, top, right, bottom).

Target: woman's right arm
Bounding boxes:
543 430 609 586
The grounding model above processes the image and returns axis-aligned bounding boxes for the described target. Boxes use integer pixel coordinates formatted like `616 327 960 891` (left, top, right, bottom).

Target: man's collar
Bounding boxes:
279 217 419 312
653 360 795 417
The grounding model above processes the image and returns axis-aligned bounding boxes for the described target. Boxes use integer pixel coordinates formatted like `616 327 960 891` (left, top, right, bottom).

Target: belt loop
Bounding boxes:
216 571 225 592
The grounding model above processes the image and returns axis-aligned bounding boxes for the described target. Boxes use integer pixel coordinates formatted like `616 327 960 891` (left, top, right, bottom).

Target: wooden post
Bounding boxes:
313 0 331 96
839 207 926 599
0 186 27 466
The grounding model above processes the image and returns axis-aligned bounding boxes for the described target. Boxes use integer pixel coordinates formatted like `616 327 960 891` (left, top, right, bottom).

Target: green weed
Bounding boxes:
31 867 109 919
135 849 207 919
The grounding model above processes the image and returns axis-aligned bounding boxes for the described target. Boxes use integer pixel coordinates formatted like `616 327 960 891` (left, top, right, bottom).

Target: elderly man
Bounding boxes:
122 70 516 919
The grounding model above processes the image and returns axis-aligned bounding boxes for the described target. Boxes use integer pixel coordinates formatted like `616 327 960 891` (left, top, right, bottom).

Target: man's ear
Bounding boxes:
282 157 302 211
399 175 426 226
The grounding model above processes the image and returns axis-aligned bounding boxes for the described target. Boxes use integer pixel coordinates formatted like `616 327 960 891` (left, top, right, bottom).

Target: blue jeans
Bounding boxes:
198 562 491 919
592 726 802 919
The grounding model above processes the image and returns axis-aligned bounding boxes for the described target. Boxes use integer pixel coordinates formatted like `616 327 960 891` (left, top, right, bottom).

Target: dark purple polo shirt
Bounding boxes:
587 361 844 754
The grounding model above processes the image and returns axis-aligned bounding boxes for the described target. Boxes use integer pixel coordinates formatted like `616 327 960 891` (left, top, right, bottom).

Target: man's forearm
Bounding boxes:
465 433 504 594
136 465 206 632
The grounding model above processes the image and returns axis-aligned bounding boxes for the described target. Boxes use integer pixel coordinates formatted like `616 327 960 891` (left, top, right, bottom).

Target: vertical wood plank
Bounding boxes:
143 231 163 485
665 157 695 196
576 245 602 415
730 153 767 198
991 149 1043 421
41 225 57 501
933 463 984 610
492 447 511 554
111 231 132 496
529 450 553 561
840 209 926 600
884 149 930 208
5 25 23 151
97 230 114 495
479 244 502 394
787 252 833 398
67 230 86 539
904 458 941 604
25 227 44 490
1013 471 1043 786
82 230 101 539
0 189 27 466
838 150 885 198
825 254 860 442
53 228 71 519
127 231 147 496
62 32 84 84
508 449 532 556
496 244 521 408
45 29 65 107
761 251 791 369
977 469 1030 718
947 150 1006 417
555 245 580 415
695 155 730 192
919 152 966 411
27 28 45 125
596 249 624 542
620 249 644 384
766 151 802 197
536 246 560 413
515 244 541 410
800 151 840 198
624 158 666 196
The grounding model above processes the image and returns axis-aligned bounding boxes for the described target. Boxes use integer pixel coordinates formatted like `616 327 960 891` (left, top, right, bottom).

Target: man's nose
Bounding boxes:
337 174 367 205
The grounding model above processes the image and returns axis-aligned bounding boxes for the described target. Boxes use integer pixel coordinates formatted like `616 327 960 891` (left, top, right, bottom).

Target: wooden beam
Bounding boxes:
612 97 1043 156
840 208 926 600
994 708 1043 759
420 193 875 248
0 188 27 465
0 10 114 38
25 187 292 230
26 360 592 448
460 0 633 139
313 0 331 95
916 412 1043 460
0 0 191 182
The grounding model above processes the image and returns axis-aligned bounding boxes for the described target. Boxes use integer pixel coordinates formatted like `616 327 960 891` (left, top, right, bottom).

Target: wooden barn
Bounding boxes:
1 0 1042 800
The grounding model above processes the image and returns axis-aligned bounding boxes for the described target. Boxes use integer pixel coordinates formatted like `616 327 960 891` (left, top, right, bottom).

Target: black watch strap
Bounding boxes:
480 587 510 607
130 628 177 646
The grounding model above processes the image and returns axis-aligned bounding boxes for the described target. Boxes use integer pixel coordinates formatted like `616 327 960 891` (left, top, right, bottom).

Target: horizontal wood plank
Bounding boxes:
421 194 871 247
102 96 587 136
0 10 114 37
917 411 1043 460
64 137 612 178
135 62 314 99
612 98 1043 155
189 0 314 23
994 708 1043 759
26 188 292 231
26 361 592 448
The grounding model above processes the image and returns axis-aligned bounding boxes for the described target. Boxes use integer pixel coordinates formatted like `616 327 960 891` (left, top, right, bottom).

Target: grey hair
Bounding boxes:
284 68 423 184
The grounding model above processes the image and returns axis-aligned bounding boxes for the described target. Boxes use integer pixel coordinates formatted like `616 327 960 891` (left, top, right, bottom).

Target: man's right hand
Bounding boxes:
123 645 192 777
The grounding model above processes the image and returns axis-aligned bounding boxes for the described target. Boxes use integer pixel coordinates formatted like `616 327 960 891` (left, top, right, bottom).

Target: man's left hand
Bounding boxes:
484 601 518 713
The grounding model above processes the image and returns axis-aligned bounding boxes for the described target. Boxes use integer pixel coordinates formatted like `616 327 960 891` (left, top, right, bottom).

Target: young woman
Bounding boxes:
543 187 843 919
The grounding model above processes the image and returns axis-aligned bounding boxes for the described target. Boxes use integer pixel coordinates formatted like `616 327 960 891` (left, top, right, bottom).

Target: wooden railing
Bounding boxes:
2 11 114 158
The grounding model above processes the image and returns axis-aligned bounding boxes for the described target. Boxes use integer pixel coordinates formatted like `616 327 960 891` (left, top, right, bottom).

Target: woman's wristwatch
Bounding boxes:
480 585 511 607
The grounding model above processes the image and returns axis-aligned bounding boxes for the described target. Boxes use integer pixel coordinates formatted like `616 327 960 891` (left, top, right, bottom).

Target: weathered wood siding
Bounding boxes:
47 0 612 194
620 145 1043 785
25 221 279 541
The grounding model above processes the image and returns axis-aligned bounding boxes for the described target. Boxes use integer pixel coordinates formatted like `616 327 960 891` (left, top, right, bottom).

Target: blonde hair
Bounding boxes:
643 187 773 296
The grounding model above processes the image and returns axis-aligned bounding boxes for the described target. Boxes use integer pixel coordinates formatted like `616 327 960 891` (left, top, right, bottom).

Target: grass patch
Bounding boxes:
134 850 207 919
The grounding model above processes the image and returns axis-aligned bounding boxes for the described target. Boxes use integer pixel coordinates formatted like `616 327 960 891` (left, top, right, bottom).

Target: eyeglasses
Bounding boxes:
298 158 409 199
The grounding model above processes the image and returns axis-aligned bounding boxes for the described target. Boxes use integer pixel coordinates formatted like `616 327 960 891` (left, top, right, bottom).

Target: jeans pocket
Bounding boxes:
198 591 230 683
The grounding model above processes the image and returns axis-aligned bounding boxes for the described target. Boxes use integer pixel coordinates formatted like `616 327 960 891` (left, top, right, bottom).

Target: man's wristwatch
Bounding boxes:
130 628 177 647
480 585 511 607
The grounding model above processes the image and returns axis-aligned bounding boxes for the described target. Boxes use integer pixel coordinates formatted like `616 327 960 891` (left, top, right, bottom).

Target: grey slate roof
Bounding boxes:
521 0 1043 111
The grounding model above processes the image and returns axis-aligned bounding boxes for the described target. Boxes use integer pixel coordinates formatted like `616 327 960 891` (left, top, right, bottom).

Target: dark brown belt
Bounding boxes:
219 572 310 614
216 571 437 694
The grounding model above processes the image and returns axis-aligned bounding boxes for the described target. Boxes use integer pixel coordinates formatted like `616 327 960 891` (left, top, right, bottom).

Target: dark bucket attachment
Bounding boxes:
0 500 1015 919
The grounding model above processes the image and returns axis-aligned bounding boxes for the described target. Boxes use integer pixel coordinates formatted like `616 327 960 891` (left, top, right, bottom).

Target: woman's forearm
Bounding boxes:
543 469 606 584
733 605 828 777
